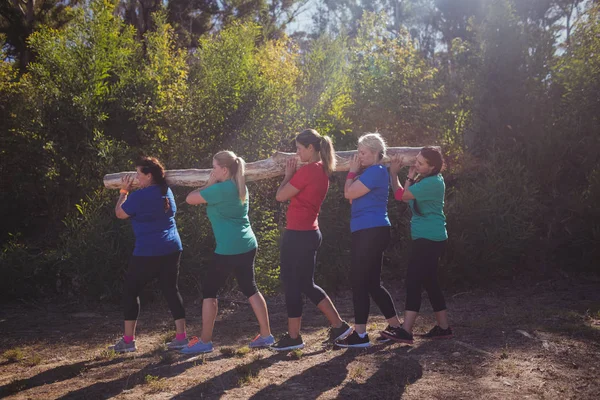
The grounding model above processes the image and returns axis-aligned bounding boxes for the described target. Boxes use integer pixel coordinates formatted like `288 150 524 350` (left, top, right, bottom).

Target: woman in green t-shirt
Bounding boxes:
182 151 273 354
382 147 452 344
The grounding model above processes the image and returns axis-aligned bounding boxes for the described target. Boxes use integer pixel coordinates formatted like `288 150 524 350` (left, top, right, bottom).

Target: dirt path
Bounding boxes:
1 280 599 399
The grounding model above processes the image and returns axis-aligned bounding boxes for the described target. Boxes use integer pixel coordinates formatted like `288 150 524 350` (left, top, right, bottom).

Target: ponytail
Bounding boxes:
213 150 247 203
233 157 247 202
319 136 336 176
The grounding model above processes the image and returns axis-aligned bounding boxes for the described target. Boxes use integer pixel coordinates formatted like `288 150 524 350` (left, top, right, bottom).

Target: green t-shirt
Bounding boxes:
201 180 257 255
408 174 448 242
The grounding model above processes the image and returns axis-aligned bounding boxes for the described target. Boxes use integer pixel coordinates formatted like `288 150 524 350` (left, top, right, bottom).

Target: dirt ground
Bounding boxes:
1 279 599 400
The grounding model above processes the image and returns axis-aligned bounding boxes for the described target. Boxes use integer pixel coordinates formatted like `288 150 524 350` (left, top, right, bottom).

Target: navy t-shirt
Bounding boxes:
121 185 183 256
350 164 391 232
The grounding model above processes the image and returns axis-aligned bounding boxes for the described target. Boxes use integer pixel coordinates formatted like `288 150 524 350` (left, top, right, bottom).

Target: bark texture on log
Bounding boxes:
103 146 437 189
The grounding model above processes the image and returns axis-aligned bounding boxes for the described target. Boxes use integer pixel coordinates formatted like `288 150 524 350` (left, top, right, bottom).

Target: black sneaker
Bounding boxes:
381 326 414 344
326 321 353 343
335 331 371 348
375 325 397 343
419 325 453 339
270 333 305 352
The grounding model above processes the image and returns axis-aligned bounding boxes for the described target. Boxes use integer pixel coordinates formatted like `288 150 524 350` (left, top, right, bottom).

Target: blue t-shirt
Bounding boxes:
408 174 448 241
121 185 183 256
350 164 391 232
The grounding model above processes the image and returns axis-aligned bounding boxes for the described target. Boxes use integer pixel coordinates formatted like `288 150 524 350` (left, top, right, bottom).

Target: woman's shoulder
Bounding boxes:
366 163 389 176
300 161 324 172
423 174 444 182
418 174 445 190
136 185 160 197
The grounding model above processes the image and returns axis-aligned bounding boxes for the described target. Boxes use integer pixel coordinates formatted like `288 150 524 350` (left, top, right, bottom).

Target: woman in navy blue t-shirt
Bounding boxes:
109 157 187 353
336 133 402 348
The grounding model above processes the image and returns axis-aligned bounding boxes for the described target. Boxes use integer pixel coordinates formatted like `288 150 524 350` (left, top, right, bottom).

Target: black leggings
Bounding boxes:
201 248 259 299
123 251 185 321
405 239 447 312
280 229 327 318
351 226 397 325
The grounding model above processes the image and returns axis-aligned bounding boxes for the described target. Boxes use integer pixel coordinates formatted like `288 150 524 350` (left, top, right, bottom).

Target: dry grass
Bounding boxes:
144 374 168 393
0 281 598 399
2 348 24 362
236 363 259 386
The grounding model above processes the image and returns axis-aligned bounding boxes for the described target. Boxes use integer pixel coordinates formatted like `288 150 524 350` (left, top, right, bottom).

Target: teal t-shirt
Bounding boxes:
201 180 258 255
408 174 448 241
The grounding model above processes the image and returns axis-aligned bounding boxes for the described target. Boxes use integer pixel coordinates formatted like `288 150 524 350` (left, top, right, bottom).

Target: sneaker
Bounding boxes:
381 326 414 344
419 325 453 339
375 325 394 343
108 338 137 353
335 331 371 348
270 333 305 352
326 321 353 343
166 337 189 350
180 336 213 354
249 334 275 348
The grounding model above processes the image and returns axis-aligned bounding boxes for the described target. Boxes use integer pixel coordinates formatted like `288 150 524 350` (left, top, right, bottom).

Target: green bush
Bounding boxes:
444 151 539 285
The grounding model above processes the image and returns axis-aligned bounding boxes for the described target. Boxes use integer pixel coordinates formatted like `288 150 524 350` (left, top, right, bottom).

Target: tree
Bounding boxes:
0 0 79 72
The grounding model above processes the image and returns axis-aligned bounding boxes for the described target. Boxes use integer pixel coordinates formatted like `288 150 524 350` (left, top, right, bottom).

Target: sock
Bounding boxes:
357 332 367 338
123 335 134 344
176 332 187 341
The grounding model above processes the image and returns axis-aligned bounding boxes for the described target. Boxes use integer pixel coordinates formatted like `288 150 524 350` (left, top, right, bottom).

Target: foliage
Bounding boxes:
1 0 600 303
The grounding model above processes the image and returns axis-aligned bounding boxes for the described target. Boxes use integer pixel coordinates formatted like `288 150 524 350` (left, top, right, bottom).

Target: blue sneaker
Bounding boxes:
249 334 275 348
180 337 213 354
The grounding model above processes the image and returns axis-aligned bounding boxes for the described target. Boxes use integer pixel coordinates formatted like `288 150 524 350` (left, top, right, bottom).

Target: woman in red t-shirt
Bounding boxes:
270 129 352 351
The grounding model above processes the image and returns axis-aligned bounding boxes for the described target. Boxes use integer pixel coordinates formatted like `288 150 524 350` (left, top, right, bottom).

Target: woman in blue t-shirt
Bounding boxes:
382 146 451 344
110 157 187 353
336 133 402 348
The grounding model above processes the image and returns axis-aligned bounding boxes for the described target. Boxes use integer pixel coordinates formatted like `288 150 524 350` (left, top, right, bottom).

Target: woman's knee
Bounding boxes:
305 285 326 305
240 282 258 298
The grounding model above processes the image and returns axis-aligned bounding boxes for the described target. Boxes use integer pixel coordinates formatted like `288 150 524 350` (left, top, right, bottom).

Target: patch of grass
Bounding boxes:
495 360 519 377
23 353 43 367
96 348 117 360
145 374 168 393
159 350 176 364
220 346 251 358
150 343 168 356
290 349 303 360
3 347 24 362
349 364 366 380
236 364 258 386
369 322 384 331
160 330 177 344
220 347 236 357
235 346 251 357
193 355 205 367
252 353 264 362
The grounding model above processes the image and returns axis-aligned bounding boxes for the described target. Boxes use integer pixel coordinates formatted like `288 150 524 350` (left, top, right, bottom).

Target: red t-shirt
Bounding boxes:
286 162 329 230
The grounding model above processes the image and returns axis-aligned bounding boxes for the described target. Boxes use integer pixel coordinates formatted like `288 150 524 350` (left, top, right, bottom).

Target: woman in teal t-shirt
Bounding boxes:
182 151 273 354
382 146 452 344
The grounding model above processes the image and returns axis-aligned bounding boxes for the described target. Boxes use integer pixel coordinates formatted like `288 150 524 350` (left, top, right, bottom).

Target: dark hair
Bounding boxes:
413 147 444 216
296 129 336 176
135 156 170 212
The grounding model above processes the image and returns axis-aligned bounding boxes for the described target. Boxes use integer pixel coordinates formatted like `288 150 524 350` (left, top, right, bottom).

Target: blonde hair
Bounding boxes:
296 129 337 176
358 133 386 161
213 150 247 202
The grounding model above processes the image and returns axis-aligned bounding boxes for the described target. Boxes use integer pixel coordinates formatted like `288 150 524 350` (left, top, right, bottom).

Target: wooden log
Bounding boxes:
102 146 437 189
